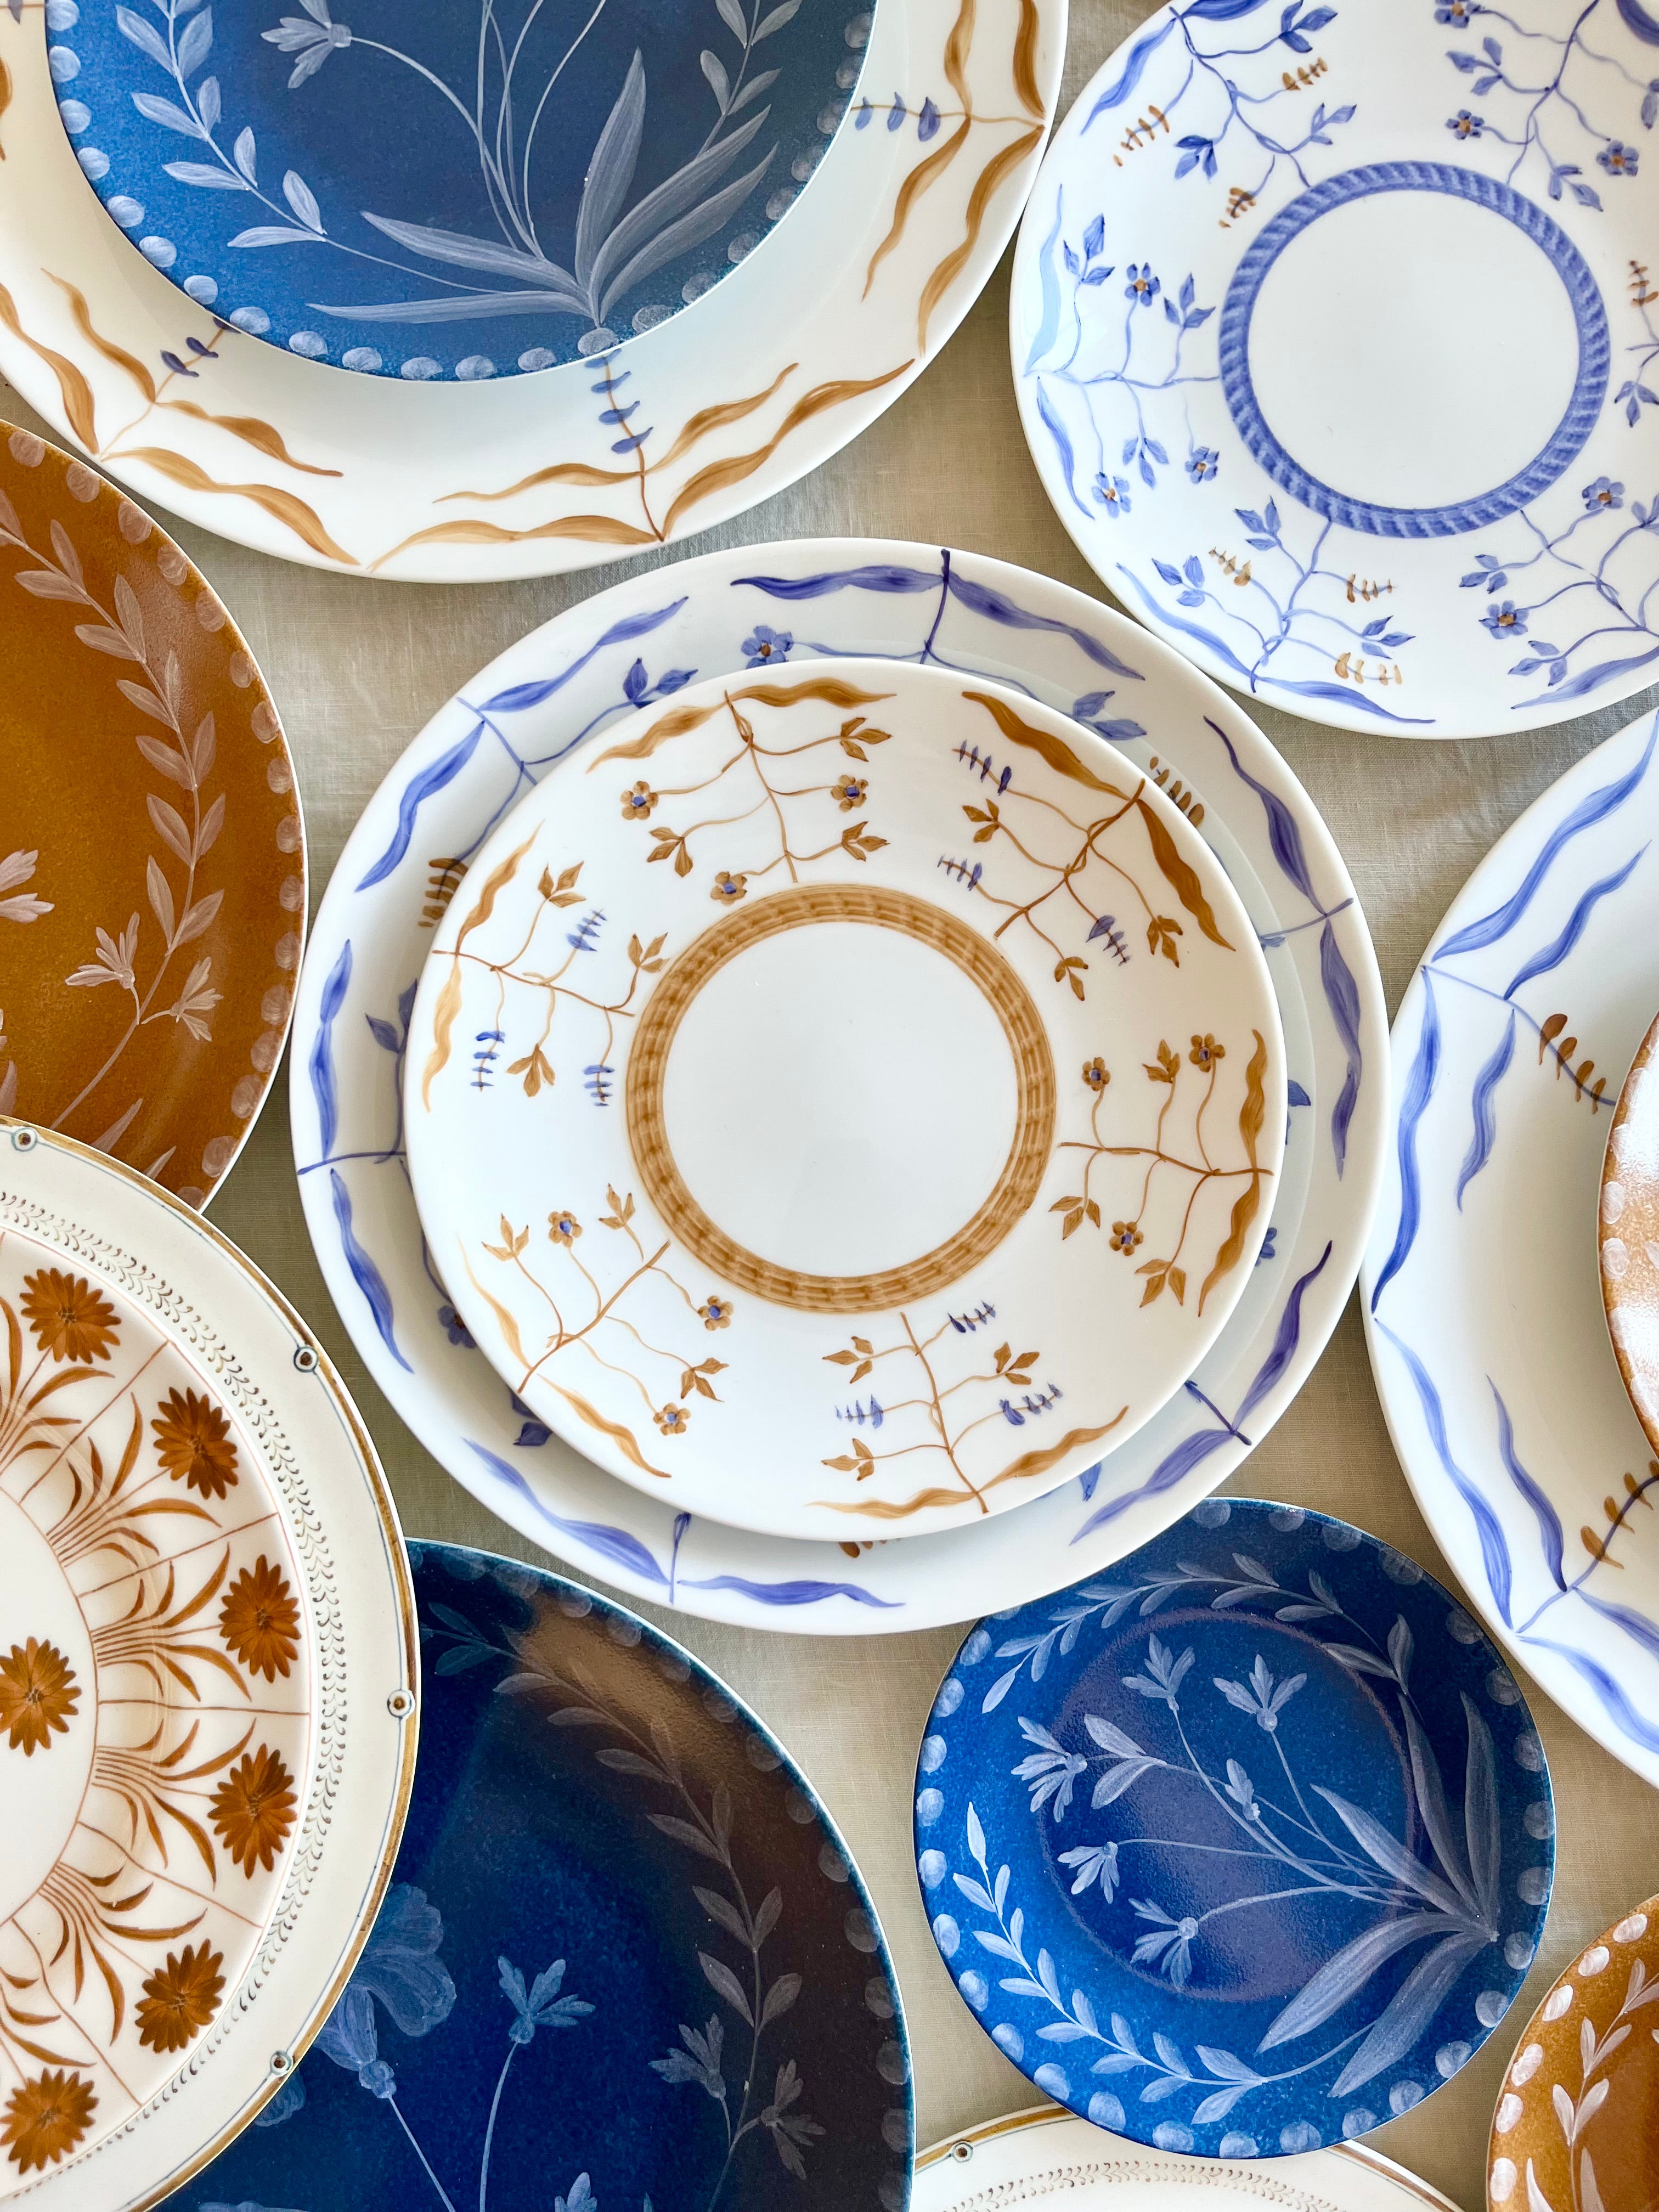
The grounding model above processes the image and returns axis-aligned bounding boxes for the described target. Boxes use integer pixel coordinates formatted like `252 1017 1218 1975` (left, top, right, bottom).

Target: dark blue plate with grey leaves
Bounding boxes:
914 1498 1555 2160
52 0 875 380
171 1541 911 2212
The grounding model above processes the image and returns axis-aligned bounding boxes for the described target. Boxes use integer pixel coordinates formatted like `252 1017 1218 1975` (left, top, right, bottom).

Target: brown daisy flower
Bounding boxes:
0 1638 80 1756
710 871 747 904
697 1296 733 1330
1082 1056 1109 1092
151 1387 240 1499
2 2069 97 2174
210 1743 297 1877
548 1208 582 1248
136 1943 224 2053
829 775 867 811
19 1268 119 1365
218 1557 301 1682
1110 1220 1144 1256
654 1403 689 1435
1189 1034 1224 1071
620 781 658 821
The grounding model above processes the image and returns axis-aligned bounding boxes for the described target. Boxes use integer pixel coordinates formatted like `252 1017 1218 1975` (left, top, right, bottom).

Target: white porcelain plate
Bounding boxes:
0 0 1060 578
1363 708 1659 1789
916 2105 1464 2212
404 657 1285 1542
0 1120 415 2209
291 538 1385 1626
1012 0 1659 737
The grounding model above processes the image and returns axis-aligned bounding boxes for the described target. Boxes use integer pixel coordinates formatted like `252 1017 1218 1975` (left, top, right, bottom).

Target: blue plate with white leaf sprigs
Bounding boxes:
50 0 876 380
170 1541 911 2212
913 1497 1554 2160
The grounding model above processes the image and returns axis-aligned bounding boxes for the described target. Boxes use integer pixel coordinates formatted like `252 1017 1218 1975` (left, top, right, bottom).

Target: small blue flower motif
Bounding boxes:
1213 1653 1306 1734
1056 1839 1119 1898
262 0 354 89
1130 1900 1200 1989
1434 0 1478 21
1446 109 1483 140
498 1955 594 2046
1124 263 1160 308
1481 600 1527 639
1187 446 1220 484
437 1302 474 1348
1599 140 1639 177
1094 474 1132 519
1583 476 1625 512
742 624 792 667
1122 1633 1194 1711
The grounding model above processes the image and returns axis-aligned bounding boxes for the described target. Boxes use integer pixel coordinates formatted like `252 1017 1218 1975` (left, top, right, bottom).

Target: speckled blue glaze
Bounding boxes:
914 1498 1554 2158
172 1542 910 2212
52 0 875 379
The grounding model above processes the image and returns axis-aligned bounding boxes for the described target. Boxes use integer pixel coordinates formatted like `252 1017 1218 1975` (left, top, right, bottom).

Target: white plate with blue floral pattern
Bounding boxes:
290 537 1386 1626
402 656 1286 1543
1012 0 1659 737
1363 707 1659 1788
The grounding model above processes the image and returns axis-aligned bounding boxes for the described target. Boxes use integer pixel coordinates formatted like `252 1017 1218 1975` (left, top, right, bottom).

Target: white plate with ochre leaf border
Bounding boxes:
1012 0 1659 737
403 656 1286 1544
0 0 1060 578
290 538 1385 1624
0 1118 415 2209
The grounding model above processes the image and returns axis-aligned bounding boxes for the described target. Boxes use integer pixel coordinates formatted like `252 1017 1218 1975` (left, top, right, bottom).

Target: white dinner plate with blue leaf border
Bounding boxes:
1012 0 1659 737
1363 706 1659 1788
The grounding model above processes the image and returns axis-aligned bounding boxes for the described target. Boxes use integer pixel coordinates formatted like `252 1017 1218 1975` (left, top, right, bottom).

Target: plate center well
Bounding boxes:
1233 167 1596 524
656 912 1021 1281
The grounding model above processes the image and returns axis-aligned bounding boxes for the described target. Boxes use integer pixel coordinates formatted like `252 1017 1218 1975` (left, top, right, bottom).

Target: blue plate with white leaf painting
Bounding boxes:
913 1498 1554 2160
49 0 876 380
168 1542 911 2212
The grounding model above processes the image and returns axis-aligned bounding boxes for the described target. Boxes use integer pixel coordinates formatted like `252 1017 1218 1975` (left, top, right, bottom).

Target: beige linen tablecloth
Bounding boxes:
7 6 1658 2198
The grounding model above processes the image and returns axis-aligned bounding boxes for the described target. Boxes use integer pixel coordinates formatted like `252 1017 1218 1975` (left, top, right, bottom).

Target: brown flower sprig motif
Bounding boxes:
151 1385 240 1499
19 1267 119 1364
946 689 1234 1003
210 1744 297 1877
135 1942 225 2053
0 1638 80 1755
218 1556 301 1682
1 2069 97 2175
1052 1030 1273 1313
818 1302 1123 1520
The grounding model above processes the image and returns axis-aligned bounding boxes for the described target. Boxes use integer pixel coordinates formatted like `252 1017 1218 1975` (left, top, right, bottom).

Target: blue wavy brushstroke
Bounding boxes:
1035 382 1090 517
1113 568 1434 724
356 721 484 892
1024 189 1065 373
1455 1011 1515 1208
1070 1242 1333 1543
1082 13 1177 126
1436 716 1658 959
945 568 1145 678
308 939 352 1161
1368 973 1440 1313
1502 850 1646 997
1374 1322 1513 1627
731 563 941 600
330 1169 411 1373
477 601 687 714
1490 1383 1565 1590
1319 919 1363 1179
1207 719 1317 903
1526 1635 1659 1752
1519 642 1659 710
467 1445 899 1610
1576 1587 1659 1664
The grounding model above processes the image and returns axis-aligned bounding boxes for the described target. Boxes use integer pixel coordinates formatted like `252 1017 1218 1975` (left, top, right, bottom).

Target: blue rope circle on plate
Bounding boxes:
1217 161 1610 540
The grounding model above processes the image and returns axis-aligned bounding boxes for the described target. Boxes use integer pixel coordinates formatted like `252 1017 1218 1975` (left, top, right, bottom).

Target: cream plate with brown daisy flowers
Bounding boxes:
404 658 1285 1542
0 1119 415 2209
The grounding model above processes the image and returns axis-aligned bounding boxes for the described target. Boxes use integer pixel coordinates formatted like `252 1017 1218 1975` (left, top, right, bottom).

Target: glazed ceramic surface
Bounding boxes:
916 2103 1465 2210
171 1539 912 2212
404 657 1285 1543
0 1120 415 2210
1487 1897 1659 2212
1011 0 1659 737
0 1 1059 578
915 1498 1554 2157
1599 1011 1659 1457
0 422 302 1205
1362 708 1659 1789
292 537 1386 1626
52 0 872 380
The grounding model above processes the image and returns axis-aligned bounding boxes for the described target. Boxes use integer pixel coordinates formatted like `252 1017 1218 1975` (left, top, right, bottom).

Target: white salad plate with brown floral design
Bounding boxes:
0 0 1061 578
0 1120 415 2208
403 657 1286 1543
0 422 303 1207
